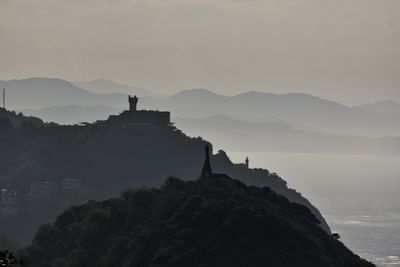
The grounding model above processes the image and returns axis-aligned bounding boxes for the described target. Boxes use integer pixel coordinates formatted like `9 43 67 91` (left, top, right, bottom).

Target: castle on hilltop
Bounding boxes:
104 95 170 126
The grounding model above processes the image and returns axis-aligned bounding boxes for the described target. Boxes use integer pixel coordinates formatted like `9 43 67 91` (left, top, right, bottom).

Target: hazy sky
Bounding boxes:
1 0 399 105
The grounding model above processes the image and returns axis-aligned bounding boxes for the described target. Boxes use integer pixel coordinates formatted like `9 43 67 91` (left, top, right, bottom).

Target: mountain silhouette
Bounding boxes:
0 78 126 110
19 175 374 267
355 100 400 115
144 89 400 136
73 79 165 99
0 108 330 245
175 115 400 156
0 108 44 128
20 105 122 125
3 78 399 136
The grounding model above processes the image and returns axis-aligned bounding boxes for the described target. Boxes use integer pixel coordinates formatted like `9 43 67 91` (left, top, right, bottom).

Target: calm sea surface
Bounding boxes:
229 152 400 267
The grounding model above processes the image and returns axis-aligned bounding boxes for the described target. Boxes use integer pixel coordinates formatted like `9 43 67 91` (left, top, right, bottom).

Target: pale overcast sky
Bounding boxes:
0 0 399 105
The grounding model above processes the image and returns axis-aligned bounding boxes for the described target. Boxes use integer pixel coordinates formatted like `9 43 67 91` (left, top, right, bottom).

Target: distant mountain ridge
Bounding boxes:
146 89 400 137
0 78 127 110
20 105 122 125
3 77 400 137
175 115 400 156
73 79 166 99
355 100 400 114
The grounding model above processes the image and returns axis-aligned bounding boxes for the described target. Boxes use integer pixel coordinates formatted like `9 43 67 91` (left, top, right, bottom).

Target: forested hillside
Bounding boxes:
20 175 374 267
0 110 330 244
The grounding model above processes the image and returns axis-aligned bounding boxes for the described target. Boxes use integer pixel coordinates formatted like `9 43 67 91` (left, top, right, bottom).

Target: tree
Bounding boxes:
332 233 341 240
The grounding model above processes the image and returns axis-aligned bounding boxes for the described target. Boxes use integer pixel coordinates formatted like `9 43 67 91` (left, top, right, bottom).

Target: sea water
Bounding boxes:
228 152 400 267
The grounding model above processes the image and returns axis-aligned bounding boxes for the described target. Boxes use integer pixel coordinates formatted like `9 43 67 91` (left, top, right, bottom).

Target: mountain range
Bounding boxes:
355 100 400 115
0 78 127 110
174 115 400 156
20 105 122 125
3 77 400 154
72 79 165 99
144 89 400 137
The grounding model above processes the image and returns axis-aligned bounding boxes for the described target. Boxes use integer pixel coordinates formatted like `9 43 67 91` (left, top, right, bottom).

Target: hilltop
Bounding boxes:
0 102 330 244
0 108 44 128
20 175 374 267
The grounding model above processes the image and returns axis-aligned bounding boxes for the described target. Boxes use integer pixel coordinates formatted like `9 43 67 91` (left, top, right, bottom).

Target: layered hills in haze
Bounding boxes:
21 105 121 125
4 77 399 156
0 78 127 110
175 116 400 156
73 79 165 99
145 89 400 137
355 100 400 115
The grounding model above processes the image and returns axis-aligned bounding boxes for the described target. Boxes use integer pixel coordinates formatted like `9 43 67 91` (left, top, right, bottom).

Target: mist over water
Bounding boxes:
229 152 400 267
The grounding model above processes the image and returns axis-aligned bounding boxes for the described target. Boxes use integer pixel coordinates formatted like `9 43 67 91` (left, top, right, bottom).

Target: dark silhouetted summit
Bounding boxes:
19 175 375 267
101 96 170 126
0 108 44 129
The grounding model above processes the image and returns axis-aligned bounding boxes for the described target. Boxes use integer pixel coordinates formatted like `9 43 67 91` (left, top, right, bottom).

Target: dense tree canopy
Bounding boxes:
20 175 374 267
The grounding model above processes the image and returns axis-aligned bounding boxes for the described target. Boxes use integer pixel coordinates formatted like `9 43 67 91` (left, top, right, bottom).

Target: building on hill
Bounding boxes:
103 95 171 126
233 156 250 170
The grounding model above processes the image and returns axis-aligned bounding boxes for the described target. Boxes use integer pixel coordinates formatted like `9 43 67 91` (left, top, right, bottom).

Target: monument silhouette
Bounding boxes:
201 145 213 177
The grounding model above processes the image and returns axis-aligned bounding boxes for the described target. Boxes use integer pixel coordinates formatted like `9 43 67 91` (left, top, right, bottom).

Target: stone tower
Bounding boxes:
245 156 249 169
129 95 138 112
